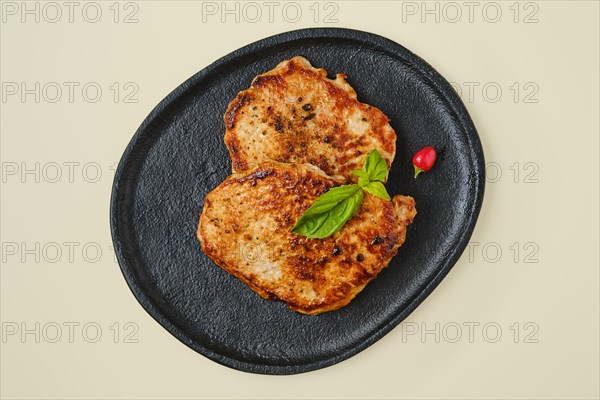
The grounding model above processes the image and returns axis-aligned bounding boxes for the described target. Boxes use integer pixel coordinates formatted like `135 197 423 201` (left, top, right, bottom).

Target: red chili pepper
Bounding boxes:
412 146 437 178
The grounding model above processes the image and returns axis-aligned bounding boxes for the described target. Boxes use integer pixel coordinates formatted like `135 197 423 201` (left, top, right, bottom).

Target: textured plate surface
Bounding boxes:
110 28 485 375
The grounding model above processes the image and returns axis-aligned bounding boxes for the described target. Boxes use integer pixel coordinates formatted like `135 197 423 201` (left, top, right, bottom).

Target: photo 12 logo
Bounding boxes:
201 1 340 23
465 241 540 264
400 1 540 24
1 1 140 23
1 161 120 184
400 321 540 343
1 82 139 104
2 241 105 264
449 81 540 104
2 321 139 343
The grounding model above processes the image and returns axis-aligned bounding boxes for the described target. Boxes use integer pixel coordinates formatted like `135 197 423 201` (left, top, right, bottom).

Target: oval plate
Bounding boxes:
111 28 485 374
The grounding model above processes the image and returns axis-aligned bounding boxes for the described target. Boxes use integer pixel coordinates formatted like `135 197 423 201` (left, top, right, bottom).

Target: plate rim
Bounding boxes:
110 27 485 375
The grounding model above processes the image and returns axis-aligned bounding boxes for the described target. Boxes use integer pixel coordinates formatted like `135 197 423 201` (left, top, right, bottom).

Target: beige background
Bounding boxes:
1 1 599 399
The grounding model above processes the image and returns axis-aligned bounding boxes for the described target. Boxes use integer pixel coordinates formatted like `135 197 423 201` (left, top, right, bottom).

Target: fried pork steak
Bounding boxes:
224 56 396 179
198 162 416 315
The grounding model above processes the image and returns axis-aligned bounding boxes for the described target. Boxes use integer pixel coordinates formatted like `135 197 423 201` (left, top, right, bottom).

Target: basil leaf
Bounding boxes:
292 149 392 239
298 184 361 216
292 184 363 239
362 181 391 201
351 169 370 187
363 149 388 183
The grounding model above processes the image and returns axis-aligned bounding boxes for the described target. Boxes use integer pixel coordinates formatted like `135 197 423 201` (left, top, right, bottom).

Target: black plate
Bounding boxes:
110 28 485 375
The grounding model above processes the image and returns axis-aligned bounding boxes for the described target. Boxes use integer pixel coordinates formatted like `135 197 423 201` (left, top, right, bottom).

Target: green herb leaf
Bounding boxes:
291 184 363 239
362 181 391 200
294 184 360 217
352 149 388 187
351 169 370 187
363 149 388 183
293 149 392 239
